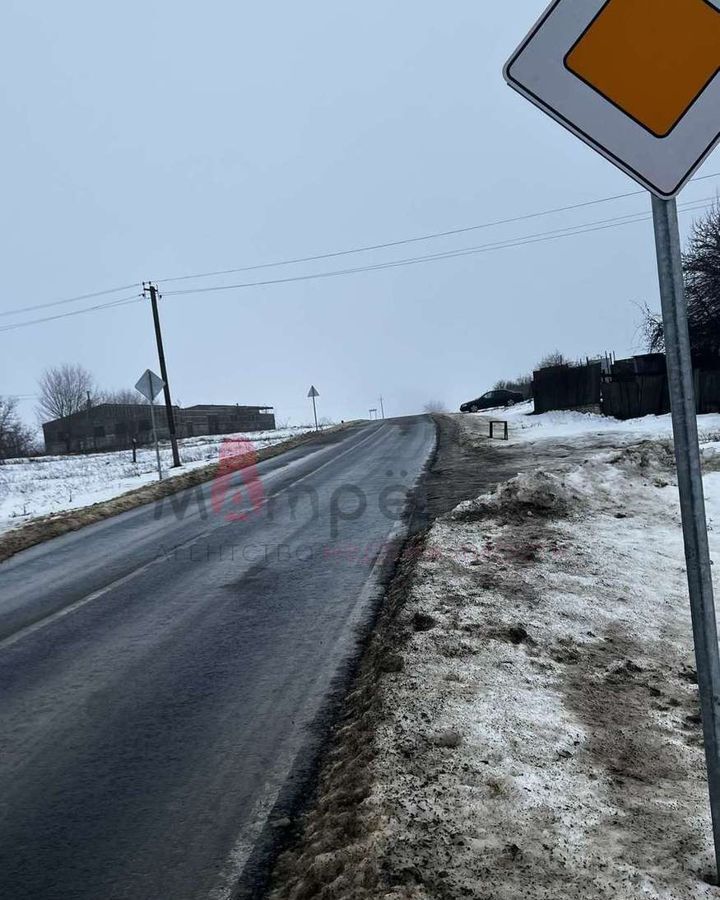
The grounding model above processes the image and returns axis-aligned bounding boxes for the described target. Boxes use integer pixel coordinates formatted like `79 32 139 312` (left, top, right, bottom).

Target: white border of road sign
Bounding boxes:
504 0 720 198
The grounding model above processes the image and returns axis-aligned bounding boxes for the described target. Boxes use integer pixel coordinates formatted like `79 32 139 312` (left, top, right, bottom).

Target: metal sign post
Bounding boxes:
504 0 720 876
135 368 166 482
148 396 163 482
652 195 720 866
307 385 320 431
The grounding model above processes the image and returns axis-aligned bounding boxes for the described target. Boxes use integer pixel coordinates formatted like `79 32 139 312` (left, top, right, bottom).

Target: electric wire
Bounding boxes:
1 177 718 333
0 283 142 319
160 196 716 299
156 170 720 285
0 294 144 334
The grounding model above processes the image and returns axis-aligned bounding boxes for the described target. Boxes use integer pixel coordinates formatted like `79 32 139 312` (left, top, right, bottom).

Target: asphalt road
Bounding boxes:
0 417 436 900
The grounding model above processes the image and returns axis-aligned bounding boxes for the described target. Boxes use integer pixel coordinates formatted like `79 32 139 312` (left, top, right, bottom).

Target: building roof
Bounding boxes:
42 402 178 428
182 404 274 411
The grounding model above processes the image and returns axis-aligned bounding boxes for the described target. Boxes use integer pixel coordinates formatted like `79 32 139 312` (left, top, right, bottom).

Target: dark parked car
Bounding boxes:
460 389 524 413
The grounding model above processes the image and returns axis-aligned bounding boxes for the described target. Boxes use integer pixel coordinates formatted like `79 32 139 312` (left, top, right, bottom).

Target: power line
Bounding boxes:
0 185 717 334
156 170 720 285
1 197 713 334
0 283 141 319
0 293 143 334
160 196 716 299
2 170 718 322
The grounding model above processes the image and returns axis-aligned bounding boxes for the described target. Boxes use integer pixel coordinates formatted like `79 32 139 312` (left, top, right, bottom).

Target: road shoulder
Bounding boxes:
266 413 719 899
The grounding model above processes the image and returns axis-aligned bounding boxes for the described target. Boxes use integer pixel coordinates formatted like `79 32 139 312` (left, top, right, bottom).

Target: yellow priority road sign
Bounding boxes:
504 0 720 198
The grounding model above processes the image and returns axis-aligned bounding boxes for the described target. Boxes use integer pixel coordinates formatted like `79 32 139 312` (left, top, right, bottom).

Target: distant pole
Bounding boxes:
312 394 318 431
86 390 92 452
379 396 385 419
144 282 181 467
652 194 720 872
149 396 163 481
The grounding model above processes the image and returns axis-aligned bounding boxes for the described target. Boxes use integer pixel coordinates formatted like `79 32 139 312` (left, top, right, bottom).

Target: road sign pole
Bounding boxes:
312 395 318 431
652 194 720 873
149 397 163 482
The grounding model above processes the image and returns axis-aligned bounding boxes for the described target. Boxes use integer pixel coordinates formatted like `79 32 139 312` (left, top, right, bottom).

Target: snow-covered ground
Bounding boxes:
469 398 720 445
370 446 719 898
0 427 312 534
294 407 720 898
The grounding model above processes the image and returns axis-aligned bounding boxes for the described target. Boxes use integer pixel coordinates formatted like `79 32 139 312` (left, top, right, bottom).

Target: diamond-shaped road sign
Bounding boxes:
504 0 720 198
307 385 320 398
135 369 165 402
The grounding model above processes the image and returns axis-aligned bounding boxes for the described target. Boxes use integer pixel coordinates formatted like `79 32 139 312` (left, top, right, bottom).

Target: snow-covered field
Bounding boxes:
0 427 312 534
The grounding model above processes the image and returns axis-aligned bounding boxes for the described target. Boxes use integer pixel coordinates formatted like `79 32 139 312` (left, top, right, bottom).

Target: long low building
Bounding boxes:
42 403 276 455
180 404 275 437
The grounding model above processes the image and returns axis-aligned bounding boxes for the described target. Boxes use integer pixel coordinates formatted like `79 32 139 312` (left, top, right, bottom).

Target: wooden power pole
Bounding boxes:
144 282 181 468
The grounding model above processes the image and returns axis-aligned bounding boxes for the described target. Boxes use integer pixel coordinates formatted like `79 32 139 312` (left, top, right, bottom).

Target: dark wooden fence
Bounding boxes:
532 362 601 414
601 354 669 419
532 354 720 420
695 369 720 414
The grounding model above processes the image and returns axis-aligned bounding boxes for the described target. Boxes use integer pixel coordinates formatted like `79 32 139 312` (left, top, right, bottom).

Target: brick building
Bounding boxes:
42 403 276 455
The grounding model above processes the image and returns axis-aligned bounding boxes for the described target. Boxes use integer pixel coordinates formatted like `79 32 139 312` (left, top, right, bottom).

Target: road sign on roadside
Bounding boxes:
505 0 720 876
504 0 720 198
307 385 320 431
134 369 165 402
134 368 165 481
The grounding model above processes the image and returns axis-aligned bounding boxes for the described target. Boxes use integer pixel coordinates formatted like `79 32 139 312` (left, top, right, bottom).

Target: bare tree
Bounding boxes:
535 350 568 370
642 202 720 358
424 400 448 413
0 396 36 459
494 375 532 398
37 364 98 421
101 388 148 405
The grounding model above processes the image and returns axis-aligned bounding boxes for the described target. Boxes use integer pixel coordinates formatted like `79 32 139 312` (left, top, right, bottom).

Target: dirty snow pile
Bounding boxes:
0 427 311 534
352 431 720 897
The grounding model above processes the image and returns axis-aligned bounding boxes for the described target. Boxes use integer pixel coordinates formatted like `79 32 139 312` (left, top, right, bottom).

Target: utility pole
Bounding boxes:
144 282 181 468
86 390 92 452
379 396 385 419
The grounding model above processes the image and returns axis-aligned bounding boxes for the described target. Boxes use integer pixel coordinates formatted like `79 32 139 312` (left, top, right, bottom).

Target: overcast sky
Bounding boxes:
1 0 718 428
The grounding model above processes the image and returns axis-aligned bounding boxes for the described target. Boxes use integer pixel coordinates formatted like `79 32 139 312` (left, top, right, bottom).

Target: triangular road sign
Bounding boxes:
307 385 320 398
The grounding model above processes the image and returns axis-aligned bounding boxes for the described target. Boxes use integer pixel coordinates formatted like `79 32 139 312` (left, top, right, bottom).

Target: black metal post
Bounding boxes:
145 282 181 468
